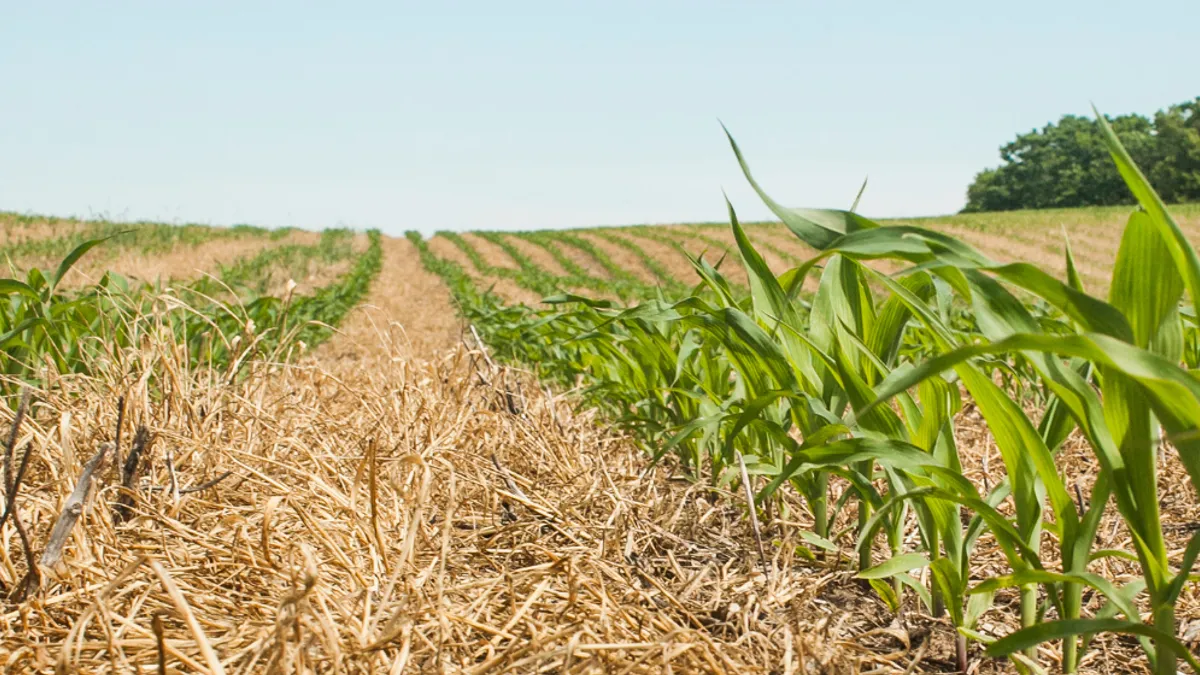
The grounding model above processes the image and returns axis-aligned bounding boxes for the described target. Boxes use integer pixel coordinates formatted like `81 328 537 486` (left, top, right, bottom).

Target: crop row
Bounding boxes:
0 216 290 271
414 118 1200 673
0 229 381 393
434 230 676 302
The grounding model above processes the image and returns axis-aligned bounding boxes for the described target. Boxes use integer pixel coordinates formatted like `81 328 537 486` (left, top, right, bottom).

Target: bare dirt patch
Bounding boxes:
314 235 463 363
539 236 613 280
575 232 659 284
427 235 543 306
604 228 703 285
57 230 323 289
462 233 519 270
497 234 569 276
429 234 478 273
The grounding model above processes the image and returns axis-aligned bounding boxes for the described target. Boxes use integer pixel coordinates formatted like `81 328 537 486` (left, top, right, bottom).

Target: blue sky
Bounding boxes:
2 2 1196 236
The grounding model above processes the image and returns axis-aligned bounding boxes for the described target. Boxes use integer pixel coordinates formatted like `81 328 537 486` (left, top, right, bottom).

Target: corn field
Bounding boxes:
3 109 1200 673
407 113 1200 674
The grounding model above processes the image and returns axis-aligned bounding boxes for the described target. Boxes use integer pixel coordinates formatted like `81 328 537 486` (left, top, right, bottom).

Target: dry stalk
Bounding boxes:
737 451 769 580
2 389 31 510
113 425 152 523
151 559 226 675
40 442 113 570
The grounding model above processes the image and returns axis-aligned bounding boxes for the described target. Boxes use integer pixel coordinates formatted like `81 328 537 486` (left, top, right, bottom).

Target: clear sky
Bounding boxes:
2 2 1196 236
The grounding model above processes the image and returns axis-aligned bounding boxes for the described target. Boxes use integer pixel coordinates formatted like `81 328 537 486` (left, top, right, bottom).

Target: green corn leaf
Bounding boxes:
957 364 1073 541
988 618 1200 671
1109 209 1184 357
1095 105 1200 315
970 570 1138 623
726 198 817 389
1164 529 1200 604
897 572 933 613
0 279 40 301
796 529 839 553
51 233 127 294
762 437 938 500
849 176 868 212
930 557 965 626
1063 227 1085 294
856 552 930 579
867 578 901 613
1089 548 1141 564
965 588 995 629
723 124 877 251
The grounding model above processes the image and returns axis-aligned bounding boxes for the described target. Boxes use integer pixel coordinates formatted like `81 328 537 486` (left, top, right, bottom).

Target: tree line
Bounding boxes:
963 97 1200 212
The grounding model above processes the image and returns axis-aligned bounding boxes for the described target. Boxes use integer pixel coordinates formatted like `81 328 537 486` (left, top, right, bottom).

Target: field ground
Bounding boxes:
424 204 1200 305
1 204 1199 673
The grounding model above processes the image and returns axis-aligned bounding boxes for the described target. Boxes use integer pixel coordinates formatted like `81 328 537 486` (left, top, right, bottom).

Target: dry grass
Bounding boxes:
6 328 1188 672
5 223 1200 674
0 329 867 673
0 215 95 247
26 230 324 291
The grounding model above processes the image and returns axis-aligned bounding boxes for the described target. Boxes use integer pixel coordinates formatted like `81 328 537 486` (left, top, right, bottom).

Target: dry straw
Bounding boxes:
0 329 875 673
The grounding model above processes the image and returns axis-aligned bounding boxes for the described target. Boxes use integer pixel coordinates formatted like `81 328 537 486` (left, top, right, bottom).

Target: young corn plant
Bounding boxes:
723 113 1200 672
412 111 1200 674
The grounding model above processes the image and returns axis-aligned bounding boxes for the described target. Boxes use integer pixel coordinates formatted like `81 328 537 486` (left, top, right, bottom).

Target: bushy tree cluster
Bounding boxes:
963 97 1200 212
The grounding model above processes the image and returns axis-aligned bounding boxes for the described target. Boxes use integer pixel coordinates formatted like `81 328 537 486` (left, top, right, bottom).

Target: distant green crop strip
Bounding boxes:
586 230 690 296
439 230 667 302
531 231 673 299
211 228 356 296
0 215 290 272
514 233 625 294
622 226 750 295
436 230 561 299
0 228 382 394
474 232 566 296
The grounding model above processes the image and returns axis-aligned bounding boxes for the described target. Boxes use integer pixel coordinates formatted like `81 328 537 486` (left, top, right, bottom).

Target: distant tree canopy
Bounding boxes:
962 97 1200 212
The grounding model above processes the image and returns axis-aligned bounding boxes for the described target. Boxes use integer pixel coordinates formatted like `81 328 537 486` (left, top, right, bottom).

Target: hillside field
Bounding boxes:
3 190 1200 672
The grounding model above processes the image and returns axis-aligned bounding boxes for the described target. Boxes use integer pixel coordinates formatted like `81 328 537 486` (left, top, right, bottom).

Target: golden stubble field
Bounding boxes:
3 206 1200 673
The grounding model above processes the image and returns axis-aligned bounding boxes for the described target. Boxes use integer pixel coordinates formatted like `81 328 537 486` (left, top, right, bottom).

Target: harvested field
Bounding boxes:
6 196 1200 674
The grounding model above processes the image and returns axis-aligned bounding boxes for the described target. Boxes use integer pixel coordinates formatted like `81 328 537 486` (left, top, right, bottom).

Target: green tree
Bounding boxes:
1150 97 1200 201
963 99 1200 212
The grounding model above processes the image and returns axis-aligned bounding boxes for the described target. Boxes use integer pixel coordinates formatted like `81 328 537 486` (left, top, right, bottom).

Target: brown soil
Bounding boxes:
939 226 1111 290
575 232 659 284
313 235 463 363
541 236 613 280
427 235 543 306
662 226 795 275
498 235 569 277
0 215 95 247
603 229 705 286
428 234 478 273
461 233 519 270
57 230 323 289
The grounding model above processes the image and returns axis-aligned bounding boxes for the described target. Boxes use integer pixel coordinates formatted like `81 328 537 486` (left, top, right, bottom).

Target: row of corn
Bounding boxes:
413 114 1200 673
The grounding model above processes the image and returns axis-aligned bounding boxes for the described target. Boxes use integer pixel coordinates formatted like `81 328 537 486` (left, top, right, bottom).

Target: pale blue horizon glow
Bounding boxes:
2 2 1196 237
